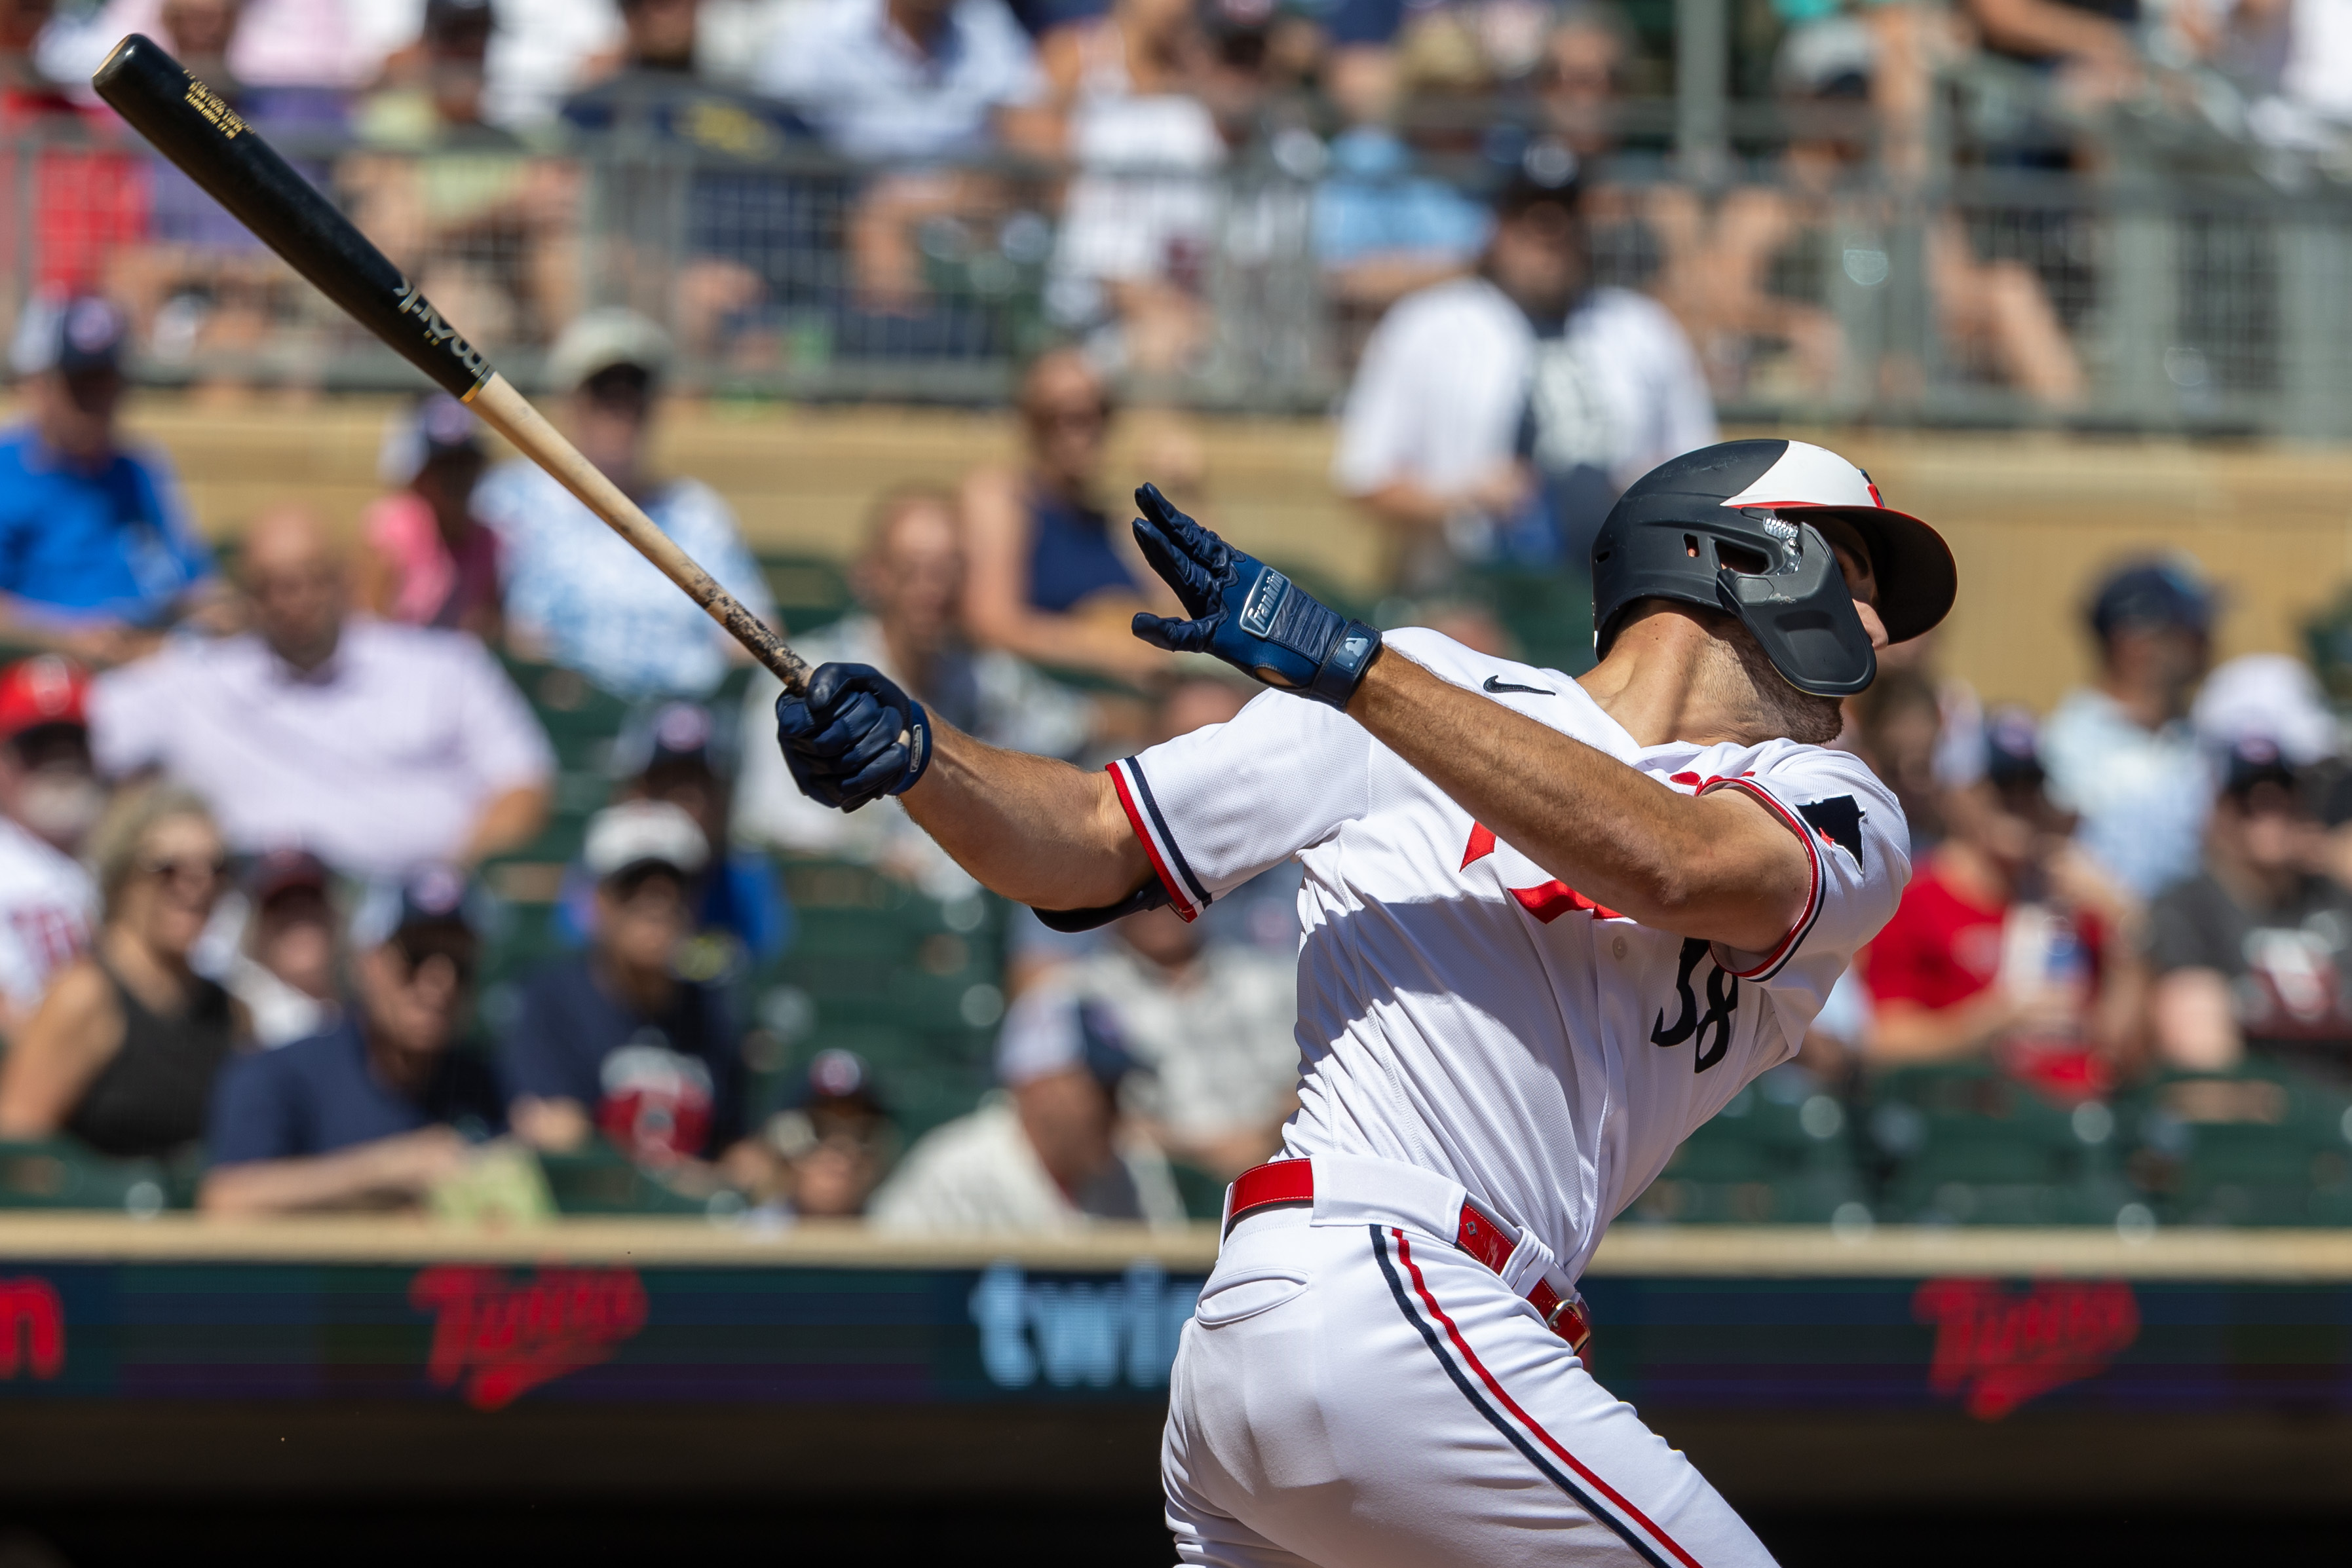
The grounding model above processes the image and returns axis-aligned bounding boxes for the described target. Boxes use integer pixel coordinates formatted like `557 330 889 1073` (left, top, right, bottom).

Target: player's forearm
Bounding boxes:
1345 653 1809 948
899 722 1150 911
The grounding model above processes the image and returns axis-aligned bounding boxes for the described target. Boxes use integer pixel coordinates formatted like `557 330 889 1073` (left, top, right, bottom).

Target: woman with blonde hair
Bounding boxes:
0 784 235 1158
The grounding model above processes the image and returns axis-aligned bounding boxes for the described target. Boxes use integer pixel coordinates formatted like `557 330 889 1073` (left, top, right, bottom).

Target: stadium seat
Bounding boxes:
0 1138 197 1213
2121 1063 2352 1227
537 1140 720 1216
1628 1065 1864 1223
754 858 1008 1144
1461 567 1598 677
757 553 854 639
1865 1064 2137 1225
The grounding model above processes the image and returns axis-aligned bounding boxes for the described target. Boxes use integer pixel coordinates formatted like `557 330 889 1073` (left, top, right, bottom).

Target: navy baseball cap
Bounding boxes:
2220 737 2300 804
425 0 495 35
1982 705 2044 791
791 1048 888 1115
351 863 479 950
52 296 127 376
2089 559 2214 642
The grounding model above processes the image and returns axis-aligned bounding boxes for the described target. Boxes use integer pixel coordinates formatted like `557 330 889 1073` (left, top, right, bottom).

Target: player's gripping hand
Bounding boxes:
1128 483 1381 709
773 663 933 812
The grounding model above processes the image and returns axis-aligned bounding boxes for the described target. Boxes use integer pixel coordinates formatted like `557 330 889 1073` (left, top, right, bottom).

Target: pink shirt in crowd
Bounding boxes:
88 620 554 878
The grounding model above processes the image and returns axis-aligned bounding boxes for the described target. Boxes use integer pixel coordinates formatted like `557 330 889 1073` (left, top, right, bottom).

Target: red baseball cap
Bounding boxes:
0 656 88 744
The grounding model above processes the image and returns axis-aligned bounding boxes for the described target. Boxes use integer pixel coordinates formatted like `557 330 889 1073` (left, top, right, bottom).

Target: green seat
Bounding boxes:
538 1140 720 1216
758 858 1009 1144
1867 1064 2135 1225
2124 1064 2352 1226
499 654 636 774
1462 567 1597 677
0 1138 196 1212
1630 1066 1863 1223
758 553 855 639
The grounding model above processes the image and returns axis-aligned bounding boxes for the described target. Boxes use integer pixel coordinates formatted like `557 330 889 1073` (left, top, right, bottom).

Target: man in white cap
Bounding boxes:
869 983 1186 1233
500 800 753 1173
471 308 776 699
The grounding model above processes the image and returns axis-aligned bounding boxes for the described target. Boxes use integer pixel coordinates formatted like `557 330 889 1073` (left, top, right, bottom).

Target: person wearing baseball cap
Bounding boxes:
2039 555 2218 901
223 849 341 1051
869 983 1186 1232
1331 139 1715 592
0 295 220 663
0 656 102 1036
500 801 755 1174
1859 705 2141 1102
2148 740 2352 1085
200 865 503 1214
358 393 501 639
758 1048 899 1218
606 698 791 963
471 309 778 700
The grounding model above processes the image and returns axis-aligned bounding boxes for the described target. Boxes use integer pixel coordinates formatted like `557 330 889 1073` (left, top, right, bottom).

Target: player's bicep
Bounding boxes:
1711 760 1910 985
1680 785 1816 956
1112 690 1371 920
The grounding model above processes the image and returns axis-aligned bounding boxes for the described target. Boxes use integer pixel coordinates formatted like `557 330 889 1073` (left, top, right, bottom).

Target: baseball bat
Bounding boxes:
90 33 811 695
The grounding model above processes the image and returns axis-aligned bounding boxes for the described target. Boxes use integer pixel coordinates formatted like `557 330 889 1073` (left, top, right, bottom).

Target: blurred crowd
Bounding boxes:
0 0 2345 1235
0 0 2340 398
0 278 1316 1231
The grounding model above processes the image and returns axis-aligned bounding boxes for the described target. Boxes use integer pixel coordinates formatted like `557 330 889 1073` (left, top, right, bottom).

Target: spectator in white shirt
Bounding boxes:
1332 159 1715 592
763 0 1041 311
472 309 778 700
734 485 1090 897
1033 900 1299 1178
89 506 555 880
869 982 1185 1232
0 656 102 1039
763 0 1039 162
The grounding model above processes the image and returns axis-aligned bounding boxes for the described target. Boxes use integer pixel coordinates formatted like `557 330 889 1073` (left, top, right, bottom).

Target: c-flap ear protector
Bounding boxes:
1711 520 1876 698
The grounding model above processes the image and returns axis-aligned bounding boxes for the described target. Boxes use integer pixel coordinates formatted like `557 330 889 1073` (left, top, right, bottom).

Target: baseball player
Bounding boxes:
774 438 1955 1567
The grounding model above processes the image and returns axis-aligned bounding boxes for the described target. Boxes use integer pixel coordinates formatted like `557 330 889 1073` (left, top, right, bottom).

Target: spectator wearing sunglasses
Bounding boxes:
471 309 776 700
0 783 234 1159
199 865 502 1214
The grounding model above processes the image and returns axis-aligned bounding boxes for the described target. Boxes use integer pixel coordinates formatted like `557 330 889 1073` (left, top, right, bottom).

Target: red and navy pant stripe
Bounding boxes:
1370 1225 1708 1568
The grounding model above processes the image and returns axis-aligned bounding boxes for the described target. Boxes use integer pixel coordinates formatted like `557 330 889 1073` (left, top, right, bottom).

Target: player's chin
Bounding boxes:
1776 689 1846 747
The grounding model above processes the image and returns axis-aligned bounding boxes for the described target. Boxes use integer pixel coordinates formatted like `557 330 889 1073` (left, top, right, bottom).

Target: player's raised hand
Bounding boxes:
1128 483 1383 710
774 663 934 812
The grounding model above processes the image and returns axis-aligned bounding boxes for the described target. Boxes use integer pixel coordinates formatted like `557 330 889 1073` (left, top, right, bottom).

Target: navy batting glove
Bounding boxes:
774 663 933 813
1128 483 1381 709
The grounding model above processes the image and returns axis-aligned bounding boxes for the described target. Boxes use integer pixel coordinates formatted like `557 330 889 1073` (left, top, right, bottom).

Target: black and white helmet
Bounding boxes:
1590 439 1957 697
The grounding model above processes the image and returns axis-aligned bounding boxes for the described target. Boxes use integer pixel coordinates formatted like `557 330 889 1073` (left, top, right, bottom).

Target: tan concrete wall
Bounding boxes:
98 395 2352 713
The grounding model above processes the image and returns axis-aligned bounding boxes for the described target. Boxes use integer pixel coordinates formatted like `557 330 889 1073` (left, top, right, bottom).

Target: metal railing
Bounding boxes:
3 98 2349 434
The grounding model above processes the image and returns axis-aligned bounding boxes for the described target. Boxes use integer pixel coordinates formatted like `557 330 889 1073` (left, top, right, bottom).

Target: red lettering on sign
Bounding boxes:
1913 1277 2138 1421
409 1265 648 1412
0 1277 62 1380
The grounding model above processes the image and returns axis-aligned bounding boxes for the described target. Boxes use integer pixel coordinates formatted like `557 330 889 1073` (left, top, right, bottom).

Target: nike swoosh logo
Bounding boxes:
1483 675 1554 696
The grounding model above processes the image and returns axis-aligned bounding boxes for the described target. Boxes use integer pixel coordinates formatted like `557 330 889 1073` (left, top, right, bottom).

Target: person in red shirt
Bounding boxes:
1861 705 2144 1096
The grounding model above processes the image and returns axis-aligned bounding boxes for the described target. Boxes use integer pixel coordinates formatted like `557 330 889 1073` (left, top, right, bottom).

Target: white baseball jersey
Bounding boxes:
1108 628 1908 1279
0 817 92 1018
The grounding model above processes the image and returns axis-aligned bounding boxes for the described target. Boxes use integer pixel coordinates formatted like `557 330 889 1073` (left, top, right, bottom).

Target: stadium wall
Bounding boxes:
87 395 2352 713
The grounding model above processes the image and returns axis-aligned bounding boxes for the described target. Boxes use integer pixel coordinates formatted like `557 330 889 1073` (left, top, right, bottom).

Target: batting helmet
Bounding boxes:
1591 439 1956 698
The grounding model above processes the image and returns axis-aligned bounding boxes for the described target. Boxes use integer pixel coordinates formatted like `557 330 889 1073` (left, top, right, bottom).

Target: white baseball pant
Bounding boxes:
1162 1202 1779 1567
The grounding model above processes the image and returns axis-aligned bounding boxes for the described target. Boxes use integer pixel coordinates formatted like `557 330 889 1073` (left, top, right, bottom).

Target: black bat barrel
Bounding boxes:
91 33 494 400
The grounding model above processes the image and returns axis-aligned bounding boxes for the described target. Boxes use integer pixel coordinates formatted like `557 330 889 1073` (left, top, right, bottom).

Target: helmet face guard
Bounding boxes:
1590 439 1956 699
1598 513 1876 697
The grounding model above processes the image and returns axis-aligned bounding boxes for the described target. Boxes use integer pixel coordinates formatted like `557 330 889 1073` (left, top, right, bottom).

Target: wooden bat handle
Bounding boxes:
467 375 810 697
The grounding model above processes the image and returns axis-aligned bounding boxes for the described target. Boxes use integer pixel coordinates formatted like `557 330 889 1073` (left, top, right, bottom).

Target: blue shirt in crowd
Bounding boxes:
0 426 213 625
499 954 745 1158
206 1017 504 1165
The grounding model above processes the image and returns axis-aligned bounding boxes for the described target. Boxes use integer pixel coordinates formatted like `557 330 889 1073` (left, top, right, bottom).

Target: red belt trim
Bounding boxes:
1225 1160 1591 1354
